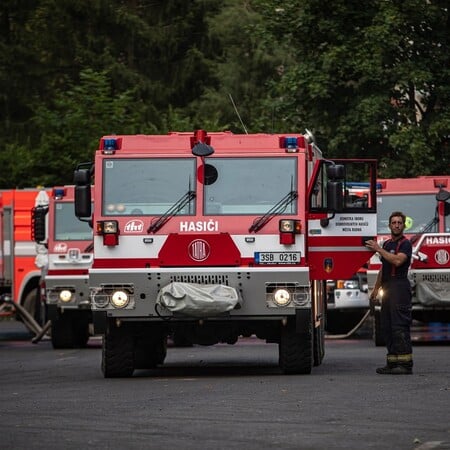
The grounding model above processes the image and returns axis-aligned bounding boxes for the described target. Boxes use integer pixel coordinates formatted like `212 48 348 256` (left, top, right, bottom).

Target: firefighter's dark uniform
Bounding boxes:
378 237 413 374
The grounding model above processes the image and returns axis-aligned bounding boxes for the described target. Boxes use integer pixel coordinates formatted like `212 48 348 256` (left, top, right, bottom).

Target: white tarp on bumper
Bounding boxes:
416 281 450 306
156 282 240 317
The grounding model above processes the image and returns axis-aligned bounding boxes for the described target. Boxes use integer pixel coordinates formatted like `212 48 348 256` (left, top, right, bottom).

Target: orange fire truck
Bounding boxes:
0 189 48 325
367 176 450 345
31 186 93 348
74 129 377 377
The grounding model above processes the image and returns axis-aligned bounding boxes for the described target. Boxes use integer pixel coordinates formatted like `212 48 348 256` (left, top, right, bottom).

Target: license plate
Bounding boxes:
254 252 301 264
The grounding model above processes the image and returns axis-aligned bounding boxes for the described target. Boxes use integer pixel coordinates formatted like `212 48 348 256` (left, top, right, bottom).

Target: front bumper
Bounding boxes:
89 266 312 318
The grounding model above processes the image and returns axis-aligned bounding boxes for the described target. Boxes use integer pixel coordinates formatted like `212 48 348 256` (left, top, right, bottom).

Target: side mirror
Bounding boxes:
74 168 91 185
75 186 92 218
436 188 450 202
327 181 344 212
326 164 345 212
74 169 92 219
31 205 48 243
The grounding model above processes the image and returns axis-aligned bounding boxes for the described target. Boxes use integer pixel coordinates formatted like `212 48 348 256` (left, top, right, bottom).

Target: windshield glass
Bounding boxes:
55 203 93 240
203 157 297 215
377 194 437 234
102 158 196 216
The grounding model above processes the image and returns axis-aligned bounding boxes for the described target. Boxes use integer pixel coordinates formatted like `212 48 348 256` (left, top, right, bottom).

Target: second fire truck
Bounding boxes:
74 129 378 377
32 186 93 348
0 188 47 326
367 176 450 345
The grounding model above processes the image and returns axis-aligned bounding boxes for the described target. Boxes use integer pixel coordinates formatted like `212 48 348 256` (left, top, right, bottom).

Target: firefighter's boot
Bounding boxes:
376 354 397 374
392 353 413 374
376 354 413 375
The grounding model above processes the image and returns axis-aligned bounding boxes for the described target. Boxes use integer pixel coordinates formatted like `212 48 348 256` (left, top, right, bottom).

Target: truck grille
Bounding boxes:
169 274 229 285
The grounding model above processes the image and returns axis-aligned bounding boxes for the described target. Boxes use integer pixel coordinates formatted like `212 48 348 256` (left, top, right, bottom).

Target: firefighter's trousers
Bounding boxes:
380 278 413 369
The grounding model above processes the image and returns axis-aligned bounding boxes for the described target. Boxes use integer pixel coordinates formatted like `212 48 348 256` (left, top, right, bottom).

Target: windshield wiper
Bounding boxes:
148 190 196 233
249 190 298 233
409 215 439 245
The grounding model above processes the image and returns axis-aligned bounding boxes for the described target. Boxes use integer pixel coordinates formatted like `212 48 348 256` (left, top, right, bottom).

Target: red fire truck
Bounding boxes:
74 129 377 377
31 186 93 348
367 176 450 345
0 189 48 325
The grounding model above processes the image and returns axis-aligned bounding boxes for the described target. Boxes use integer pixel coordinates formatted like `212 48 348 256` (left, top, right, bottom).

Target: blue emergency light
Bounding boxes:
285 137 298 149
279 136 299 153
53 188 65 199
103 138 118 150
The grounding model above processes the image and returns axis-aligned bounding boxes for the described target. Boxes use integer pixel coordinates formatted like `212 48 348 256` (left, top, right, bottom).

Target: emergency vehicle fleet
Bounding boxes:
74 129 377 377
367 176 450 345
0 189 46 325
32 186 93 348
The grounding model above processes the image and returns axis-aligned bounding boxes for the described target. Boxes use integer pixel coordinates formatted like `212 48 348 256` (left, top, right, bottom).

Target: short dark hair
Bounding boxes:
389 211 406 224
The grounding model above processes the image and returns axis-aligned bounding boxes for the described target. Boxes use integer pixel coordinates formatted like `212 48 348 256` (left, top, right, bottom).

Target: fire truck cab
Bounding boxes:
367 176 450 345
74 130 377 377
0 189 48 325
32 186 93 348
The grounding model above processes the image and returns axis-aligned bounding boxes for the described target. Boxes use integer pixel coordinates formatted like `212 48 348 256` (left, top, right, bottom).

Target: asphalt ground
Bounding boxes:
0 317 449 450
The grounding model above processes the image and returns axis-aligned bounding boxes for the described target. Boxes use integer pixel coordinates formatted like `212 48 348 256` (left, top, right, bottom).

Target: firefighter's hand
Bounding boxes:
369 289 379 315
365 239 381 253
369 295 376 315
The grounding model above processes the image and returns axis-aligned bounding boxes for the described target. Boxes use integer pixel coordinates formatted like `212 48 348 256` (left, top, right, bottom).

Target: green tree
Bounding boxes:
27 69 151 187
0 0 223 187
253 0 450 176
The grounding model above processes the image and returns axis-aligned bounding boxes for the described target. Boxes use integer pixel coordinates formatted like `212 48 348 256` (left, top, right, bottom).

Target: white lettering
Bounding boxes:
53 243 67 253
124 220 144 233
207 219 217 231
425 236 450 245
179 220 219 232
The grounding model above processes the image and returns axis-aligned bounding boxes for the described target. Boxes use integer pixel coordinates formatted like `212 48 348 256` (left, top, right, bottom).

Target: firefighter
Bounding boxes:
366 211 413 375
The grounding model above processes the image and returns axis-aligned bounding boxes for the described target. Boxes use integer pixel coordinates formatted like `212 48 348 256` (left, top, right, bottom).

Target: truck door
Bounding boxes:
307 159 377 280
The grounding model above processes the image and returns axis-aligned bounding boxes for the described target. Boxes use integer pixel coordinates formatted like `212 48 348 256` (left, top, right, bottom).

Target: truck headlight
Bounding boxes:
59 289 73 303
111 290 129 308
273 288 291 306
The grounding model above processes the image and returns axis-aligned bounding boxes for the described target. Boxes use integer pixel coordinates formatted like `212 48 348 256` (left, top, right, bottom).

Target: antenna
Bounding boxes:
228 93 248 134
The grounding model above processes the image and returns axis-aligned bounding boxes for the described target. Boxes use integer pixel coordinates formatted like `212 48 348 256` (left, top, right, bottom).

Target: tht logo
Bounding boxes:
124 220 144 233
53 243 67 253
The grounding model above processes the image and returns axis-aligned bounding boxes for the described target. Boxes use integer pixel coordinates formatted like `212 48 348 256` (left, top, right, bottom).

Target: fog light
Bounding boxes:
59 290 73 303
273 288 291 306
111 290 129 308
92 291 109 308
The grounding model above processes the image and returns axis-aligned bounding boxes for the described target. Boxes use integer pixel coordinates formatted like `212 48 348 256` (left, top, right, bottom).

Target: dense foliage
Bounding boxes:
0 0 448 188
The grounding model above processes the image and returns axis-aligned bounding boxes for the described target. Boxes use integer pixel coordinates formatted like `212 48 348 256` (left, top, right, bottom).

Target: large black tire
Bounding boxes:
313 322 325 367
102 323 134 378
51 311 90 349
51 313 74 349
19 289 44 330
72 313 90 348
134 333 167 369
373 310 385 347
279 322 313 374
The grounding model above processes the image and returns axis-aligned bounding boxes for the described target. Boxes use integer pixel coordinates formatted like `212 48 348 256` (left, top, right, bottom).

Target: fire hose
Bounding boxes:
325 308 372 340
0 294 50 344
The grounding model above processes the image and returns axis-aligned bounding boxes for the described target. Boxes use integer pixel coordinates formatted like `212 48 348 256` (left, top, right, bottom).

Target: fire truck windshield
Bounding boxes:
55 203 93 241
203 157 297 215
377 193 437 234
102 158 196 216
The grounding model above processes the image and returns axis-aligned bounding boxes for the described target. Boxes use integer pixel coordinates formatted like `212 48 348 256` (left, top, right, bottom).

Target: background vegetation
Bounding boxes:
0 0 448 188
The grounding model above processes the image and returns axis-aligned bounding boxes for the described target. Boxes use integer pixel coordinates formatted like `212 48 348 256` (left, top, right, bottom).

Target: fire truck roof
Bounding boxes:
98 130 312 154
